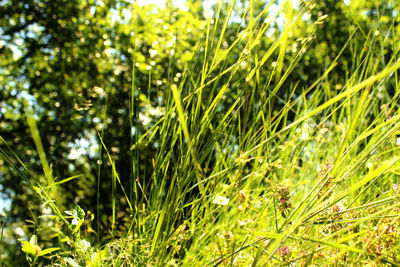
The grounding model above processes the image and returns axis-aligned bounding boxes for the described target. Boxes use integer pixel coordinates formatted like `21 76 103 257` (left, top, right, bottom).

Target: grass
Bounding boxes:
1 0 400 266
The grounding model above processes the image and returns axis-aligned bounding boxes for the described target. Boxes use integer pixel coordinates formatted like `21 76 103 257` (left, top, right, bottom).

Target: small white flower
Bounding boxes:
213 195 229 206
139 113 151 126
76 239 91 251
217 231 233 239
238 219 248 226
392 183 400 192
300 123 311 140
148 106 165 117
149 49 158 58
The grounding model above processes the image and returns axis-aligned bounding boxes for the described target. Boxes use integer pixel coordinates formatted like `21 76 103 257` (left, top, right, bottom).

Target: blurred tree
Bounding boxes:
0 0 206 263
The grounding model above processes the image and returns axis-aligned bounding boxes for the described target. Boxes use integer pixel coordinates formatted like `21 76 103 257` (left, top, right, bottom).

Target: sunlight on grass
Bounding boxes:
1 0 400 266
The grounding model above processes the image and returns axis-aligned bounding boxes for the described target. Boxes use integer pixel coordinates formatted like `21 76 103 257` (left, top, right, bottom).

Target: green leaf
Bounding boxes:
19 240 40 256
38 247 60 256
30 234 38 246
65 205 85 234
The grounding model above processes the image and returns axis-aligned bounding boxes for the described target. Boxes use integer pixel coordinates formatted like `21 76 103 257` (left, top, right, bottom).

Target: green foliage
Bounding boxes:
1 0 400 265
65 205 85 235
19 235 59 266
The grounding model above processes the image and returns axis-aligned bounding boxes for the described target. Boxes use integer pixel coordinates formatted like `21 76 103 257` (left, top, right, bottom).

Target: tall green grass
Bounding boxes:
1 0 400 266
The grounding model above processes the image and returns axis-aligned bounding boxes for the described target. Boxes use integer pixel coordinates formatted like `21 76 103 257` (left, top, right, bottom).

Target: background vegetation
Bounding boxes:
1 0 400 265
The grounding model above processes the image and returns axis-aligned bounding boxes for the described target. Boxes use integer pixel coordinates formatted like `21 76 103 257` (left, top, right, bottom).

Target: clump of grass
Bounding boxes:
1 0 400 266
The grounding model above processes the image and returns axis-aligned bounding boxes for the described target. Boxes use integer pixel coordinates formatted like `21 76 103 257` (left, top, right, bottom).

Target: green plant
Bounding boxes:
1 0 400 266
19 235 59 266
